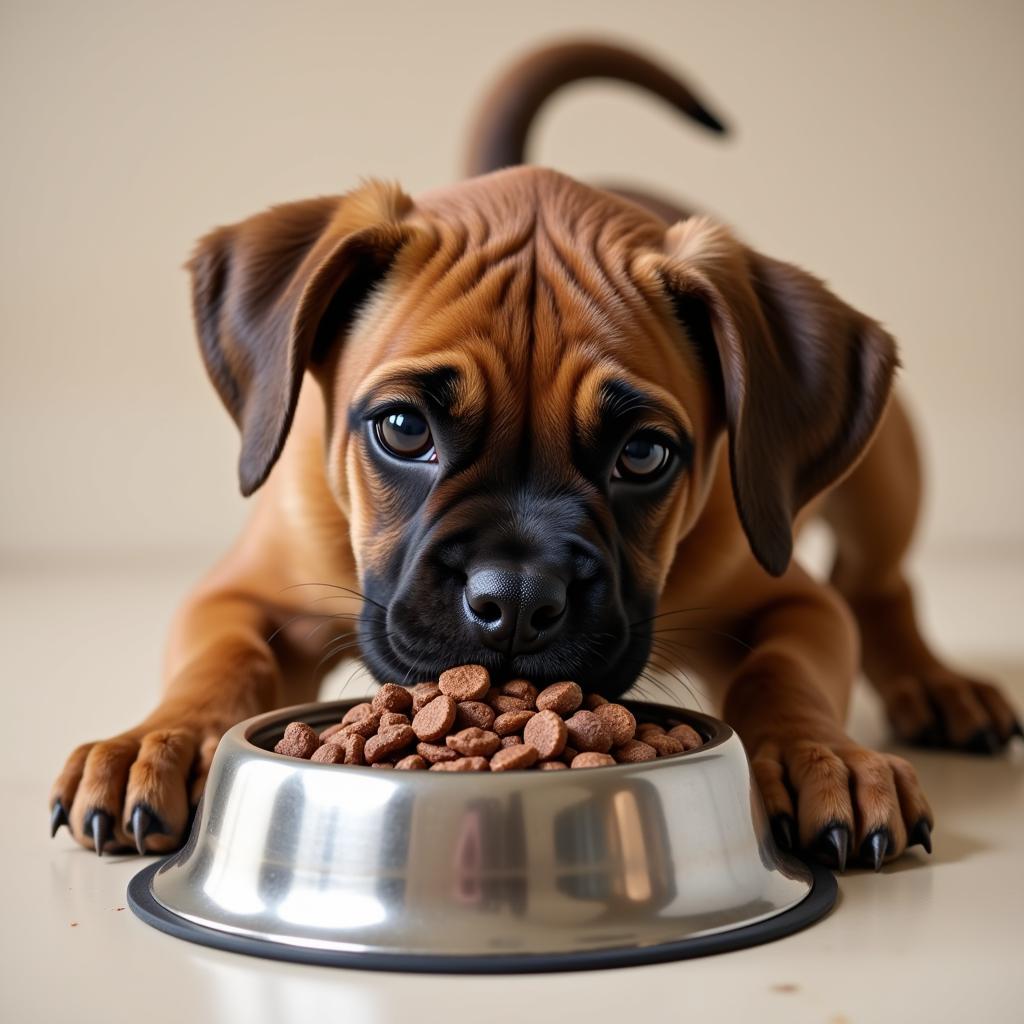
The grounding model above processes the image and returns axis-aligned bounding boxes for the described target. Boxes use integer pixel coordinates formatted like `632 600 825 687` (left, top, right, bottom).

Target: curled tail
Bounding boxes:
463 39 728 178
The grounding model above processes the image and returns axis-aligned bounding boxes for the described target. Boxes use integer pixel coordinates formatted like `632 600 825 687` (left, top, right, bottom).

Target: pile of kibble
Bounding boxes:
273 664 703 771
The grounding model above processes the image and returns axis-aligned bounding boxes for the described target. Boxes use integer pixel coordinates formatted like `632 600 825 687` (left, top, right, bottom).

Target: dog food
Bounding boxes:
273 666 705 770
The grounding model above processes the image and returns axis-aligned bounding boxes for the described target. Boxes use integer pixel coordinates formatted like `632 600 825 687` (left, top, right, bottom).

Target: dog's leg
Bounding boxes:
50 488 363 853
824 397 1021 752
49 579 328 854
718 566 933 869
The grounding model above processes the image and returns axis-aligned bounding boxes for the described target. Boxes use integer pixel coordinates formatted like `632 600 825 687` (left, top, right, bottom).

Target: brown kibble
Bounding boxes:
274 722 319 759
455 700 496 731
341 711 382 738
429 756 490 772
311 741 346 764
502 680 538 705
446 727 501 757
340 733 366 765
593 703 636 746
395 754 428 770
271 670 700 774
636 722 665 738
342 702 374 725
364 724 416 764
488 694 531 714
319 721 347 743
646 732 685 757
372 683 413 714
416 741 459 764
412 694 457 742
667 723 704 750
411 682 441 712
613 739 658 763
493 709 535 737
438 664 490 701
571 752 616 769
523 710 568 760
490 744 539 771
535 681 583 715
565 710 612 753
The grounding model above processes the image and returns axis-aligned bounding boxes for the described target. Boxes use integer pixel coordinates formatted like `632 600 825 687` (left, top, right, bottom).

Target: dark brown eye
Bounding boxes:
613 434 671 481
374 409 435 461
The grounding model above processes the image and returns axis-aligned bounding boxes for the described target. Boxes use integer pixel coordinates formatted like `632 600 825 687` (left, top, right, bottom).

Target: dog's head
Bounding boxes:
189 168 896 693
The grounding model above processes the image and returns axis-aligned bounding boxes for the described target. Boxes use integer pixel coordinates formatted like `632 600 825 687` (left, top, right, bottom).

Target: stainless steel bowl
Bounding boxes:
129 698 835 971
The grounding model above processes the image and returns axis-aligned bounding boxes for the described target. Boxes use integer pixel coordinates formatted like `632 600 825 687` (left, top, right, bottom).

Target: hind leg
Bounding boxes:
825 397 1021 753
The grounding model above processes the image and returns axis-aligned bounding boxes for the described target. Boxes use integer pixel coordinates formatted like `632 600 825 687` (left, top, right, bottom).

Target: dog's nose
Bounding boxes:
463 565 567 655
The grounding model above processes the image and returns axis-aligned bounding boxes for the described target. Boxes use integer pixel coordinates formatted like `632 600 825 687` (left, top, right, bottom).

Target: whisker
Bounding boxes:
641 633 701 655
280 582 387 612
303 612 370 643
646 625 752 653
266 606 375 648
319 629 392 660
628 606 712 629
306 593 372 607
310 631 394 683
334 661 375 701
644 649 707 711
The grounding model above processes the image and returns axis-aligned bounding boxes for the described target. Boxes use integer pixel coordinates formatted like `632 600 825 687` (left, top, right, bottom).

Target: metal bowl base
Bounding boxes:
128 859 836 973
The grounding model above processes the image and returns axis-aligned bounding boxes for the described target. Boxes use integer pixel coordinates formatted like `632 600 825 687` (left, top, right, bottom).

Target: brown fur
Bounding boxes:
52 43 1017 863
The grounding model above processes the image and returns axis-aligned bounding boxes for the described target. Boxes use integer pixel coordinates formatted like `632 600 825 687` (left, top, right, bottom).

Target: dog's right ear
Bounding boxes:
188 182 415 496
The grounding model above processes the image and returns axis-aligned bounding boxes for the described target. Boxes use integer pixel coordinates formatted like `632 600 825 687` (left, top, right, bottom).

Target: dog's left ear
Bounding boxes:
650 217 898 576
188 181 415 496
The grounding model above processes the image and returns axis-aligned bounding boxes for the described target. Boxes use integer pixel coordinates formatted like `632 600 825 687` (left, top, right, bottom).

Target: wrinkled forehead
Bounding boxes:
336 168 706 436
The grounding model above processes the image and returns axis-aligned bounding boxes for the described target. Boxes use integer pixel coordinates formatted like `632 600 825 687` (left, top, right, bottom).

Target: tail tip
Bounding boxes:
693 105 728 134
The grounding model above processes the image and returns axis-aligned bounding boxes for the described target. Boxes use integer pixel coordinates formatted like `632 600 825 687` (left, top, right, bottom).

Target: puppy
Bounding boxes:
51 41 1019 867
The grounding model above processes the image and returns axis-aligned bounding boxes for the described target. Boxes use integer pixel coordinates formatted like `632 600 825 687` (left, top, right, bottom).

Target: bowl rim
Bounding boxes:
233 697 734 778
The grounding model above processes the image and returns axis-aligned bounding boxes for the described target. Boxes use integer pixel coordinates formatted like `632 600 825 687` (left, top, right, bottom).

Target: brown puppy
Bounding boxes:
51 42 1019 867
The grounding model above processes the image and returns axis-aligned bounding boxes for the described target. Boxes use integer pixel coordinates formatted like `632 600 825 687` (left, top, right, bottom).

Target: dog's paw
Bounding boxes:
49 726 221 855
750 737 933 872
880 668 1021 755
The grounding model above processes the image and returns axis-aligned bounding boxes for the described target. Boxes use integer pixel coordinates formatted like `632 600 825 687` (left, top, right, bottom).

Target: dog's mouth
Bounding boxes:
356 605 653 698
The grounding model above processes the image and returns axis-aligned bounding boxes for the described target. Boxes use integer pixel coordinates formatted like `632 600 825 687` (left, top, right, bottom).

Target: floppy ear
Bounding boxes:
188 181 415 495
656 217 898 576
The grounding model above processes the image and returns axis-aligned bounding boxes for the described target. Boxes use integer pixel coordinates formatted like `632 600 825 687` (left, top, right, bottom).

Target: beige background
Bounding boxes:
2 0 1022 564
3 8 1024 1015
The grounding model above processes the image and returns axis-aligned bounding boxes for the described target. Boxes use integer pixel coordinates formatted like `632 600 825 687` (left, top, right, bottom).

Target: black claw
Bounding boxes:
131 806 152 855
86 810 112 856
770 813 795 852
815 824 849 873
861 829 890 872
908 818 933 855
50 800 68 838
966 727 1003 755
912 722 947 749
129 804 165 855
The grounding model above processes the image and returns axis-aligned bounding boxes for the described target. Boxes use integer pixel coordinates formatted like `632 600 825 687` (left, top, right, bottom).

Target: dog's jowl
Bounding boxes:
50 41 1018 865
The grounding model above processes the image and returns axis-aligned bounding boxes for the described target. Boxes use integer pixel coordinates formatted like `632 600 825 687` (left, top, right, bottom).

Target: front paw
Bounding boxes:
883 669 1022 755
750 737 934 872
49 726 221 855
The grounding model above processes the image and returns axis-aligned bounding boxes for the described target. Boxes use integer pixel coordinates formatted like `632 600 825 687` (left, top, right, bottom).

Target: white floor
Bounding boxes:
2 549 1022 1024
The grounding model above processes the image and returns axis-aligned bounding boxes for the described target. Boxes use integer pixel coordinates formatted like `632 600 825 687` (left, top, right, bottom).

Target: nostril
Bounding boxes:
530 602 564 631
476 600 503 624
